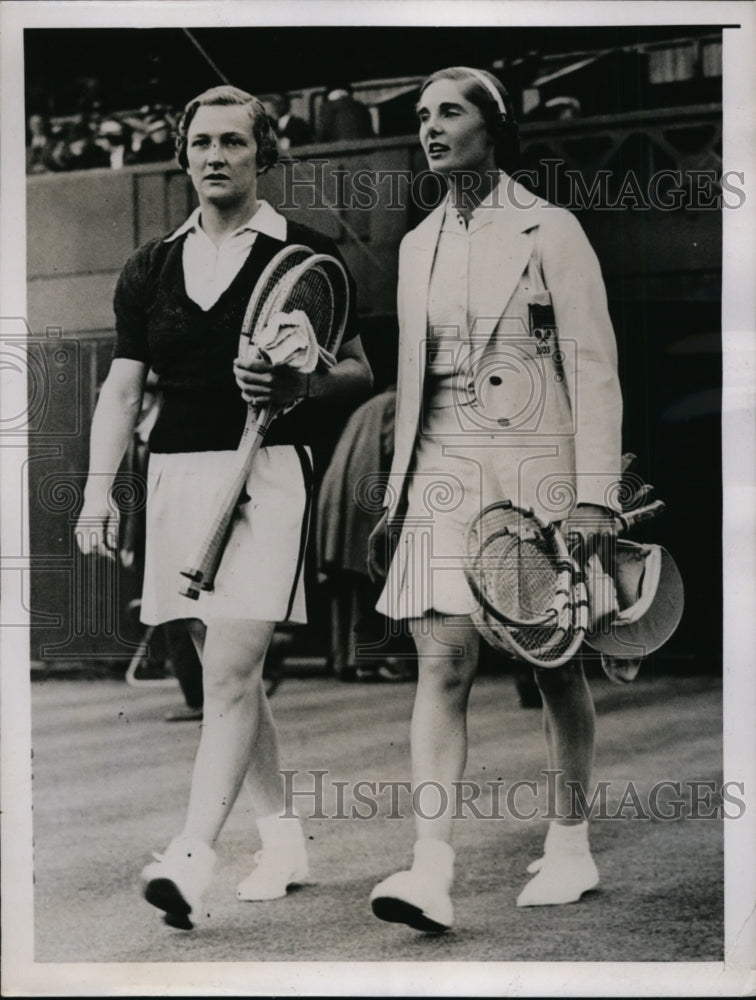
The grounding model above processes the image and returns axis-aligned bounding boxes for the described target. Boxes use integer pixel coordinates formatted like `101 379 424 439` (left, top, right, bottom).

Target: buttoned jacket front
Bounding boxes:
385 174 623 525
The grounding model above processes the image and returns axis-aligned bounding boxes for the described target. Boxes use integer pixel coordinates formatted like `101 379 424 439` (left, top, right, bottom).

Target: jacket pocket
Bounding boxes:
528 292 556 353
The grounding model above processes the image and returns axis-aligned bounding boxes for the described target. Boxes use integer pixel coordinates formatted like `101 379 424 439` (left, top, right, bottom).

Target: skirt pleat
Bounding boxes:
376 433 485 621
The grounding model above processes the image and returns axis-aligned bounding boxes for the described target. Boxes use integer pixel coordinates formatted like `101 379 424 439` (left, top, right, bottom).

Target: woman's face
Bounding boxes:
417 78 496 176
186 104 259 209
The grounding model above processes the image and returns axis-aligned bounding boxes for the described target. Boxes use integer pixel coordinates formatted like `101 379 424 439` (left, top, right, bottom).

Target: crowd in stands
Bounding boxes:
26 103 180 174
27 83 379 174
26 71 598 177
27 83 589 178
26 30 719 177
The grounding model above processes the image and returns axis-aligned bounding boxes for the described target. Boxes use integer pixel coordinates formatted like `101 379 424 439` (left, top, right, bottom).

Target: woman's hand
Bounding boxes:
75 501 119 561
233 351 309 409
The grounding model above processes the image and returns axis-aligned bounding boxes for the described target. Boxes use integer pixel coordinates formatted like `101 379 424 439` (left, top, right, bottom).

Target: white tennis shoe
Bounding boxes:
236 847 309 901
370 869 454 932
142 836 216 929
517 822 599 906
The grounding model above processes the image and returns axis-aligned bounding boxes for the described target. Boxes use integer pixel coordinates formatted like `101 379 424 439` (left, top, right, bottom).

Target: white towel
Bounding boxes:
255 310 320 372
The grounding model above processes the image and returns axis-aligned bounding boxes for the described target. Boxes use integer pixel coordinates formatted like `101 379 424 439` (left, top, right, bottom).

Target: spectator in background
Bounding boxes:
316 83 374 143
162 621 205 720
544 96 582 120
121 104 177 159
262 93 312 151
96 119 136 169
84 103 105 140
135 118 176 163
67 121 110 170
26 113 54 174
525 95 583 123
139 103 179 133
46 123 74 171
317 387 413 683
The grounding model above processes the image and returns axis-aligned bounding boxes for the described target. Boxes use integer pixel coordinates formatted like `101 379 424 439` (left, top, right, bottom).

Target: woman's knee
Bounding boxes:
417 653 476 698
202 640 268 705
203 661 262 708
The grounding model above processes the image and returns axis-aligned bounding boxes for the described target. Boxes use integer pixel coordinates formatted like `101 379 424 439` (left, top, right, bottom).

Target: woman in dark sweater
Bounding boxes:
76 85 372 930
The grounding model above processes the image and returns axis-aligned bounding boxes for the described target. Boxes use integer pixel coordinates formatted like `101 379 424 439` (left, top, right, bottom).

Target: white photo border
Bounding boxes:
2 1 754 996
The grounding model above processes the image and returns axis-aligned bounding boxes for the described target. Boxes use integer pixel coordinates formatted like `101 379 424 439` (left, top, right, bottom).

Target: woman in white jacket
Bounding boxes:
368 66 623 932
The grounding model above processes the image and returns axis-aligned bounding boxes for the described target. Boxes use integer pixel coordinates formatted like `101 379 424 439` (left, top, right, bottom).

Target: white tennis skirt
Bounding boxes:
375 435 484 621
140 446 311 626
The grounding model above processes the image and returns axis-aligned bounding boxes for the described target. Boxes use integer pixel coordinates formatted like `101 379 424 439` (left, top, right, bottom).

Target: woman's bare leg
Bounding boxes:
516 659 599 906
533 660 595 823
408 615 479 843
179 618 278 845
369 615 478 931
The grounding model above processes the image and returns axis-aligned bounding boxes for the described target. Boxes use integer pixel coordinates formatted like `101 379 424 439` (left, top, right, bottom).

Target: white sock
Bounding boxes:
544 820 590 855
256 812 307 855
412 838 455 885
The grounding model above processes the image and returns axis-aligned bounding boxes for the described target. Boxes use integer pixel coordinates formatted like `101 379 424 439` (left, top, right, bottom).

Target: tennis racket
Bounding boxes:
179 246 350 599
465 499 664 667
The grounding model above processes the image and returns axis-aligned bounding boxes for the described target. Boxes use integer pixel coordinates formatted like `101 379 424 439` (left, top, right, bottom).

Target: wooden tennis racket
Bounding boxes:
465 499 664 667
179 245 350 599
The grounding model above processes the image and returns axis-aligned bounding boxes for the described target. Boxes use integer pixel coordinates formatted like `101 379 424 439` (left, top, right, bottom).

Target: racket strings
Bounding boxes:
242 247 314 338
466 498 665 668
275 267 337 350
477 535 559 625
476 592 582 665
466 501 586 667
471 506 561 625
255 257 349 360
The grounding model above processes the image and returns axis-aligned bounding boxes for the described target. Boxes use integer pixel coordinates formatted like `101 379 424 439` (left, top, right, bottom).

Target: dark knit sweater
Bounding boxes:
113 220 358 454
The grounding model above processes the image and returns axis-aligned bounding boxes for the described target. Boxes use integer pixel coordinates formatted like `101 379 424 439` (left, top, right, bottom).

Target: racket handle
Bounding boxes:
179 579 203 601
179 567 204 602
585 553 620 631
178 413 272 599
616 499 665 533
179 487 242 597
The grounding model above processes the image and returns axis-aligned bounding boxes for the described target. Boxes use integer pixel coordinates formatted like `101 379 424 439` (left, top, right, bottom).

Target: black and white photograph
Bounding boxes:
1 1 754 996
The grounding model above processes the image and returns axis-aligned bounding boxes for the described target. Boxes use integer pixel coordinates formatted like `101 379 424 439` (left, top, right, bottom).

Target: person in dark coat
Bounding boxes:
96 119 136 169
66 121 111 170
26 114 55 174
135 119 176 163
317 388 411 681
262 93 312 150
316 83 374 142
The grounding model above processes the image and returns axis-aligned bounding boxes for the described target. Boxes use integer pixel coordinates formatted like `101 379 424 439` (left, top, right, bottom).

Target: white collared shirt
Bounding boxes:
427 173 505 372
165 200 287 311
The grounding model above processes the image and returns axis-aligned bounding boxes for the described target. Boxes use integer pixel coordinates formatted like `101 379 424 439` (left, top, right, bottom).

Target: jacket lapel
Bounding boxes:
402 201 445 372
388 203 445 512
472 179 544 341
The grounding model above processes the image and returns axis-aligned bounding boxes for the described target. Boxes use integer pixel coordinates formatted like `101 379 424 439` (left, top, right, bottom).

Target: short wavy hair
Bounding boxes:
175 85 279 174
419 67 519 173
